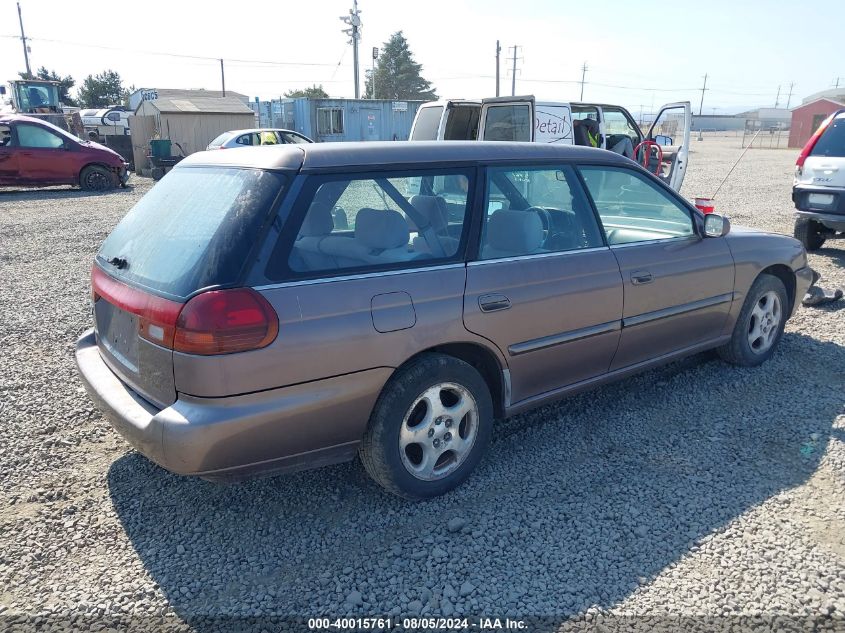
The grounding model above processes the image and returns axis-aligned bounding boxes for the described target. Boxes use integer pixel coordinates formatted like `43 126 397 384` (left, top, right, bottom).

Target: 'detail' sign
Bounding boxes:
535 105 572 144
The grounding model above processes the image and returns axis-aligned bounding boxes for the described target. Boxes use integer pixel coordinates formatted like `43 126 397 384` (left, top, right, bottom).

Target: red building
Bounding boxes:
789 97 845 148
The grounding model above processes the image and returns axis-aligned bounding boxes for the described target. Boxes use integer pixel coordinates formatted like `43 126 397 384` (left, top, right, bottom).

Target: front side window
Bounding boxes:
317 108 344 135
579 166 694 245
480 166 603 260
16 124 65 149
280 131 310 144
482 105 531 142
273 170 473 278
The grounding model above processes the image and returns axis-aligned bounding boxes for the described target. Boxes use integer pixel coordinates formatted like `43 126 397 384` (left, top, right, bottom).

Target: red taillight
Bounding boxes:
91 266 277 355
91 265 182 347
797 112 836 169
173 288 278 355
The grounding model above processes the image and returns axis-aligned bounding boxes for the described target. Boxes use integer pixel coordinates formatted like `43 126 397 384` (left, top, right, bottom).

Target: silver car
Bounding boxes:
207 128 313 150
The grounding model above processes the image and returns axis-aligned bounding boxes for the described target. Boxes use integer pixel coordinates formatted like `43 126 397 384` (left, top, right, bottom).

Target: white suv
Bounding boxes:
793 109 845 250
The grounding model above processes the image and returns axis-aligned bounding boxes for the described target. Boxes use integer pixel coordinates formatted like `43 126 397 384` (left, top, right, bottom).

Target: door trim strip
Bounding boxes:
622 292 735 328
508 320 621 356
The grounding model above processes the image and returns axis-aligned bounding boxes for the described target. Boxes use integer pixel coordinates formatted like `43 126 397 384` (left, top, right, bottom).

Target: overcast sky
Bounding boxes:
2 0 842 114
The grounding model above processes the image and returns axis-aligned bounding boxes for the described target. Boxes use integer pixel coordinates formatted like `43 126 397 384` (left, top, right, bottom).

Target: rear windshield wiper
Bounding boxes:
107 256 129 270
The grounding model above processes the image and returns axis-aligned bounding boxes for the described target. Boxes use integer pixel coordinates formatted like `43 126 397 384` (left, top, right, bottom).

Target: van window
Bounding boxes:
98 167 285 299
483 105 531 142
410 106 443 140
16 124 65 149
811 117 845 158
271 169 473 278
443 106 480 140
480 166 603 259
579 166 694 245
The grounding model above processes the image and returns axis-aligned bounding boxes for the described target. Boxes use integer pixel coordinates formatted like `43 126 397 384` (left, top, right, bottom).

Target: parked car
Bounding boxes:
410 96 692 191
0 114 129 190
75 141 812 499
793 109 845 250
207 128 313 150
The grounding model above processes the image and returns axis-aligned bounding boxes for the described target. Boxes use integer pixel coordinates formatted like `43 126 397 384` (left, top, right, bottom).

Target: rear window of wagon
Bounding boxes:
97 167 286 299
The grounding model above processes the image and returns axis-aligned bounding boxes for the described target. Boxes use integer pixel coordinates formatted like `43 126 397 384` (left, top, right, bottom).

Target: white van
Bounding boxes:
409 96 691 191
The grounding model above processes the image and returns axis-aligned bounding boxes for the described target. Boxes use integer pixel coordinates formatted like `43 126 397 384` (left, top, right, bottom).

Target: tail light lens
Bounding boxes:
796 112 836 171
173 288 278 355
91 266 278 355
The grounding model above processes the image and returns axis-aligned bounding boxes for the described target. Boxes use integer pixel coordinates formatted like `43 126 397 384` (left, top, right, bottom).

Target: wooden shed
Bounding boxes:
129 96 256 173
788 98 845 149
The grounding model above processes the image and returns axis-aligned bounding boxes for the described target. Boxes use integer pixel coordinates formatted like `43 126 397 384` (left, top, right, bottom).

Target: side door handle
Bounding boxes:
631 271 653 285
479 294 511 313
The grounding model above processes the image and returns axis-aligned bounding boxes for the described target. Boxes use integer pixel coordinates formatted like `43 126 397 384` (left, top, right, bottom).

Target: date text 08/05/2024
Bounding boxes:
307 617 527 630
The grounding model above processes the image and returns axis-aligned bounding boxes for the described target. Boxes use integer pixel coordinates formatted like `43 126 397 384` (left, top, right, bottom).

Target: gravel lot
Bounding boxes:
1 137 844 632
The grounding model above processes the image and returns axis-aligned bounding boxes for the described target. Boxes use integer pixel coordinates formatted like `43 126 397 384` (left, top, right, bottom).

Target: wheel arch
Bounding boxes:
395 342 508 418
759 264 796 313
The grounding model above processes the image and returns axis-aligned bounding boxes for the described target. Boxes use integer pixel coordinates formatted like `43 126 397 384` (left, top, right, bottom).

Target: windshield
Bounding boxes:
97 167 285 299
811 117 845 158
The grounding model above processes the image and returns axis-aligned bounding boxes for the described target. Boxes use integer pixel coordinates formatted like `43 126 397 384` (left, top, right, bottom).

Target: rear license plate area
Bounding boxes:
95 300 140 372
808 193 835 206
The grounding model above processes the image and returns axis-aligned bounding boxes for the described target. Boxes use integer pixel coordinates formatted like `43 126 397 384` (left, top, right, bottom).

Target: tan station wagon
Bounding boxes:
75 142 813 499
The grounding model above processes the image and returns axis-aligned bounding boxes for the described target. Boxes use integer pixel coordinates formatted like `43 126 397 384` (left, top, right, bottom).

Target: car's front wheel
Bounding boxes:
360 353 493 500
80 165 116 191
794 217 826 251
718 273 789 367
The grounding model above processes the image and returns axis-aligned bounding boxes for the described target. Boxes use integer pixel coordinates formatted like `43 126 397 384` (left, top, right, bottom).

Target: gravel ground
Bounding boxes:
1 137 844 632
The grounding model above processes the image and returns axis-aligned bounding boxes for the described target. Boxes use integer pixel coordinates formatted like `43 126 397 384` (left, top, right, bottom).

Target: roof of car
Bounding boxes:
223 128 301 135
178 141 632 172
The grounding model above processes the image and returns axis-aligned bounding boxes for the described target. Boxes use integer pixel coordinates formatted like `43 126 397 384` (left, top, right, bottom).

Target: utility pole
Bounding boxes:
579 62 588 101
220 59 226 97
17 2 31 77
495 40 501 97
698 73 708 116
835 77 841 89
785 82 795 109
509 45 520 96
340 0 362 99
774 84 781 108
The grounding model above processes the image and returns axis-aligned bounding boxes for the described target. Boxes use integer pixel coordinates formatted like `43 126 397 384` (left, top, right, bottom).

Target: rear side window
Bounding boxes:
98 167 285 299
267 169 474 279
410 106 443 140
811 118 845 158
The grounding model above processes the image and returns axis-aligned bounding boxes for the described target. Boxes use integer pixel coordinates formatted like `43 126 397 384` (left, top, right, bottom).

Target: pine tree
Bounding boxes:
365 32 437 101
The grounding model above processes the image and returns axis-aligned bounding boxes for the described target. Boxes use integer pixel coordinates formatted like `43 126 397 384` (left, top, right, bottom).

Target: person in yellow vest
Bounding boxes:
260 131 277 145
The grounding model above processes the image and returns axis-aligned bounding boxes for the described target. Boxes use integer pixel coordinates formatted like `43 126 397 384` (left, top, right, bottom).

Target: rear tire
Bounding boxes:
80 165 116 191
360 353 493 500
718 273 789 367
794 218 826 251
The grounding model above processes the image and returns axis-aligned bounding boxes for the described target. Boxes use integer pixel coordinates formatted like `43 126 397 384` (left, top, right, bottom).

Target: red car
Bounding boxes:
0 114 129 190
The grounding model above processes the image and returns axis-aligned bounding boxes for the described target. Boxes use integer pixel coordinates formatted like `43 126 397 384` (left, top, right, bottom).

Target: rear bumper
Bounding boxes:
793 184 845 216
75 329 388 479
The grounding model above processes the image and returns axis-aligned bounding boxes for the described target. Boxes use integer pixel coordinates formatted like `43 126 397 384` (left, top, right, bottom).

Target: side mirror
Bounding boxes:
704 213 731 238
0 86 6 95
654 134 673 146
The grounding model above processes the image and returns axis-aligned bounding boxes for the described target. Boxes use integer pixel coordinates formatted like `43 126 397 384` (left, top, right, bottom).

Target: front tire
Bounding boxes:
80 165 116 191
718 274 789 367
360 353 493 500
794 218 826 251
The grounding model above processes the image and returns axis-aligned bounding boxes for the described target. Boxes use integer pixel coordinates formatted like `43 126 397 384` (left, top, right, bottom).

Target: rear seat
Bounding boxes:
317 208 417 267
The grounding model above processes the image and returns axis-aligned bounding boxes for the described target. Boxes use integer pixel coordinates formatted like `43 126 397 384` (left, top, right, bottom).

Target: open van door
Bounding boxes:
478 96 535 142
641 101 691 191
